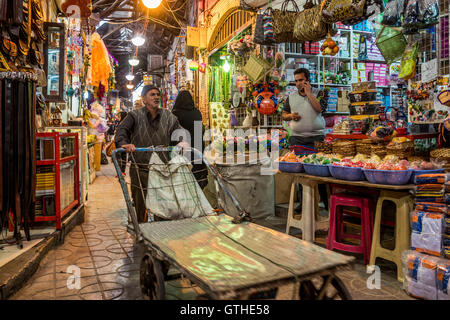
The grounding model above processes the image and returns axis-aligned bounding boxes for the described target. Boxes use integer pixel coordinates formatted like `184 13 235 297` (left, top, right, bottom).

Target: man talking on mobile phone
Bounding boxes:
282 68 329 213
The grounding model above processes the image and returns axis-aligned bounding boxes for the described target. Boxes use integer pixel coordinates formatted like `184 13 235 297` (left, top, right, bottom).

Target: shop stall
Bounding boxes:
227 0 450 299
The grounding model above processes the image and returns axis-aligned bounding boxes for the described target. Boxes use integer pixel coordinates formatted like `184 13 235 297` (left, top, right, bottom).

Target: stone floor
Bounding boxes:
10 162 414 300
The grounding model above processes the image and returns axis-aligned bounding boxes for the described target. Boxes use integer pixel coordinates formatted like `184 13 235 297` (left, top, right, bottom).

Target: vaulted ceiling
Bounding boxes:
91 0 191 97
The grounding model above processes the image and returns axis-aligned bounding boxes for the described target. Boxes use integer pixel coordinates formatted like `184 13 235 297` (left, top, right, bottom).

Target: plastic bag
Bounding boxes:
399 42 419 80
403 0 423 29
381 0 401 26
422 0 439 27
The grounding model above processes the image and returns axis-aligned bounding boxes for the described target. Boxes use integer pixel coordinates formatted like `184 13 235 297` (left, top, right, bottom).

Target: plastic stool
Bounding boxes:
286 180 319 239
327 193 374 265
369 190 413 282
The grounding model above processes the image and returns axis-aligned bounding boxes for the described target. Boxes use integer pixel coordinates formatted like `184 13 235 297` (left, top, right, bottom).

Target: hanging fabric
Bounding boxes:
1 72 36 244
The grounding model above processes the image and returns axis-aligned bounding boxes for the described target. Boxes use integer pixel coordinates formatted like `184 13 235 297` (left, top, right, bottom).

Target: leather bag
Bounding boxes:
320 0 366 24
272 0 301 43
294 0 330 42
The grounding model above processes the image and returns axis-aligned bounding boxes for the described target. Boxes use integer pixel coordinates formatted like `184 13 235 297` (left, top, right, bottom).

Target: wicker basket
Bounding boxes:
314 141 332 154
371 144 387 158
386 141 414 159
430 148 450 172
430 148 450 159
408 156 429 162
332 140 356 157
356 139 375 155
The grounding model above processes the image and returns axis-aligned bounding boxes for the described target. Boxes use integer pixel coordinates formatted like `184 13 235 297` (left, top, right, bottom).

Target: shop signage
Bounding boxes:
186 27 207 48
144 75 153 85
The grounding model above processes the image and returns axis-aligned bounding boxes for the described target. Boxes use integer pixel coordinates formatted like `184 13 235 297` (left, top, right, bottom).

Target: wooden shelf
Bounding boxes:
355 59 386 63
323 112 350 116
326 134 368 139
349 115 380 120
37 160 56 166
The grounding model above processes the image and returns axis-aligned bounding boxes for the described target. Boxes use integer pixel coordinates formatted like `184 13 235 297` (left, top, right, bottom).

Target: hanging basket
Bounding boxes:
374 26 407 65
242 54 271 82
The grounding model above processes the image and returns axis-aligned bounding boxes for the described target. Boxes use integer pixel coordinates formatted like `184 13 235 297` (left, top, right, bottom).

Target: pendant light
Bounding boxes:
142 0 162 8
131 35 145 47
129 57 139 66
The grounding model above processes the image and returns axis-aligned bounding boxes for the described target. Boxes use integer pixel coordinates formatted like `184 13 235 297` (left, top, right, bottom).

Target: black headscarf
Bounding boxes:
172 90 208 188
172 90 195 111
172 91 202 135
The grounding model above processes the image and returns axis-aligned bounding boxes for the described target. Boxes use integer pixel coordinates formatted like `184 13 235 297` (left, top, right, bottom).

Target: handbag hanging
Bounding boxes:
293 0 330 42
272 0 301 43
263 7 276 44
320 0 366 24
341 0 384 26
253 8 275 45
253 11 266 44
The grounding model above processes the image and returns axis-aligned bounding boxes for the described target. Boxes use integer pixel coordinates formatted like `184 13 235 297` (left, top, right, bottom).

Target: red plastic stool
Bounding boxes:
327 193 374 265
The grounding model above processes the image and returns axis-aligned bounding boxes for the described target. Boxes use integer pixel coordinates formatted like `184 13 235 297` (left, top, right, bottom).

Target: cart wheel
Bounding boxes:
299 275 351 300
140 254 165 300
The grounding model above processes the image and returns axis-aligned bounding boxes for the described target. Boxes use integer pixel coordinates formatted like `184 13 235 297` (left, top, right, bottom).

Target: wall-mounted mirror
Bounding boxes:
44 22 65 102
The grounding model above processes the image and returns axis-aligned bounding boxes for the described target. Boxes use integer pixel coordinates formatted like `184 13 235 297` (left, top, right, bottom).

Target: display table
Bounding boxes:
278 172 415 243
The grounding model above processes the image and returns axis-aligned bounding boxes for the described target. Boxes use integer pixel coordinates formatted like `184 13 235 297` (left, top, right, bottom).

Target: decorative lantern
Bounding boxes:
189 61 199 71
199 63 206 73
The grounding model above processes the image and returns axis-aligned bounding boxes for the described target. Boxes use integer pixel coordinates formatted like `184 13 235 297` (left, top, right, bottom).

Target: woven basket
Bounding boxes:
356 139 375 155
371 144 387 158
408 156 429 162
430 148 450 158
315 141 332 154
430 149 450 172
332 140 356 157
386 141 414 159
242 54 271 82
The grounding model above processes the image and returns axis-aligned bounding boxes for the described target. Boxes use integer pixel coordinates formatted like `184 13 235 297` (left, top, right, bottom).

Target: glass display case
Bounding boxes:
44 126 88 205
43 22 65 102
35 132 80 230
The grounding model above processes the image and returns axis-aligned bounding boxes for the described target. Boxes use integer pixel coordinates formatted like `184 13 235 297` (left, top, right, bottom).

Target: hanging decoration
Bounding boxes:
252 82 279 115
227 35 255 56
199 62 206 73
89 32 112 91
189 61 199 71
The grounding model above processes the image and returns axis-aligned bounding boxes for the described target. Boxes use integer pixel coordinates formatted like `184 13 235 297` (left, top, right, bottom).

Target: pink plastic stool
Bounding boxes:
327 193 374 265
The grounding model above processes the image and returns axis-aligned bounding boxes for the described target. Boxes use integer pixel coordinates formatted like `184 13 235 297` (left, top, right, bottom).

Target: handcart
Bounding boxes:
112 146 355 300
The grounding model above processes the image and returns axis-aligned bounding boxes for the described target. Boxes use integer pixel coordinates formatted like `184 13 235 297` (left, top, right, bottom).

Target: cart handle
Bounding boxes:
111 146 250 237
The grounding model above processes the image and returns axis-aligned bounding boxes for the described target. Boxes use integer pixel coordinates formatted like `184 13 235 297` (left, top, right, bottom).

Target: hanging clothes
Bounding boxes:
1 74 36 244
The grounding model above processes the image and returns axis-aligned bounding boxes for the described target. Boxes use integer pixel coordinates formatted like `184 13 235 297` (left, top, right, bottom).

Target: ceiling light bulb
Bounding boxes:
126 74 135 81
126 84 134 90
142 0 162 8
128 58 139 66
131 35 145 47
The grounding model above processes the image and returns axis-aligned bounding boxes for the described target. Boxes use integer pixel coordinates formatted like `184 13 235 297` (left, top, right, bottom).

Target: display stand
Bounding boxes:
35 132 80 230
44 126 88 204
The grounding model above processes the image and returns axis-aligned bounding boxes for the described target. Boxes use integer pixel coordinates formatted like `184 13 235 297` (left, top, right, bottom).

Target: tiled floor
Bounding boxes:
10 162 414 300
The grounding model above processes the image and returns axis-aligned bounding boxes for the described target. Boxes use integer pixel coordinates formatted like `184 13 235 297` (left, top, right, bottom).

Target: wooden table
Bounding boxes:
278 172 415 243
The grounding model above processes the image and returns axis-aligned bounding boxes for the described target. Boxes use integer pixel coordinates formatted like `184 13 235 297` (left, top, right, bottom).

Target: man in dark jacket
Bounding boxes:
115 85 187 222
171 90 208 189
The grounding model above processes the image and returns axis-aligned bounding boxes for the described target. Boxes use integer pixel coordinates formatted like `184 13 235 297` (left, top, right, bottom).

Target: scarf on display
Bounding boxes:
1 76 36 245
